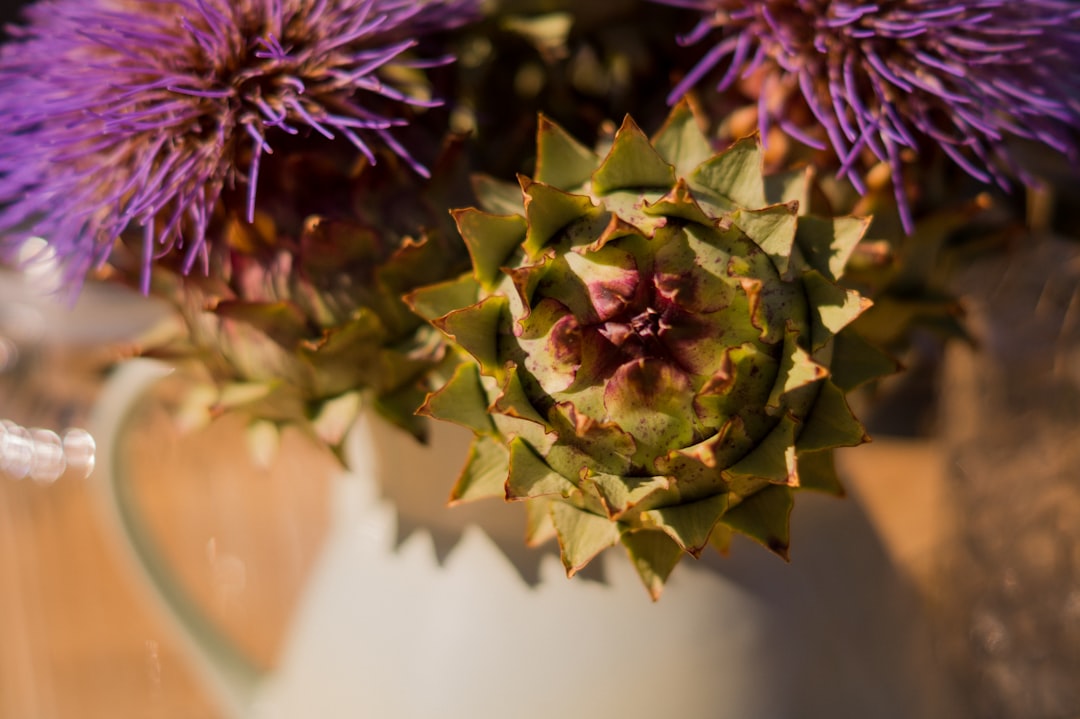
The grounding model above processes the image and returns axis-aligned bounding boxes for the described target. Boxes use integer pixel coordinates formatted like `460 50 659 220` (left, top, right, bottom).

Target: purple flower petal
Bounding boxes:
654 0 1080 232
0 0 482 290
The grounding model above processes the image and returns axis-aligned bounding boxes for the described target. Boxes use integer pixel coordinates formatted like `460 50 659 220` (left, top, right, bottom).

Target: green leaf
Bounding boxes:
796 449 845 496
642 178 715 226
591 212 650 251
311 390 363 447
829 329 902 392
432 296 507 378
764 166 811 209
735 275 769 338
217 381 277 409
602 359 696 465
582 471 670 519
491 365 551 429
794 214 869 282
505 436 578 500
551 503 621 576
449 436 510 504
525 498 557 546
300 310 389 395
654 431 731 499
452 209 527 290
639 492 729 555
213 300 309 349
418 361 495 435
535 114 600 190
472 174 526 216
721 484 794 560
651 98 713 178
522 179 600 259
766 330 828 414
652 224 736 315
516 298 582 394
592 115 676 195
535 246 635 323
548 403 637 476
691 135 766 209
697 349 780 444
403 273 480 323
849 295 969 349
562 245 639 320
801 269 872 351
620 529 685 601
173 381 218 433
373 381 432 443
724 414 798 485
796 380 870 452
731 203 799 277
709 523 733 555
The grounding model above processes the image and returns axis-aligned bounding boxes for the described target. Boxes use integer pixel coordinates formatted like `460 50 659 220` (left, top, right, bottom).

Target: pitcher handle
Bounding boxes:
90 359 265 719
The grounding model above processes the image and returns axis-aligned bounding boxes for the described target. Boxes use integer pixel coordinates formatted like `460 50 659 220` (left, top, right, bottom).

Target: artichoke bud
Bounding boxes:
408 101 894 599
127 139 472 455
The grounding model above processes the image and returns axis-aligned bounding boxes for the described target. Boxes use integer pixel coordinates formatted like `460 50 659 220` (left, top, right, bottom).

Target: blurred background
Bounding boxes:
1 0 1079 716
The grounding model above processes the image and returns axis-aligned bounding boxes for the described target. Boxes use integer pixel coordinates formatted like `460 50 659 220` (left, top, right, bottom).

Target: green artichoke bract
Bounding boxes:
124 141 470 458
408 102 894 599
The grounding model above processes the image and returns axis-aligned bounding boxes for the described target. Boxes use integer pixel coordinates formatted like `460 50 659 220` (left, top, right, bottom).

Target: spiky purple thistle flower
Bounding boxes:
656 0 1080 231
0 0 480 292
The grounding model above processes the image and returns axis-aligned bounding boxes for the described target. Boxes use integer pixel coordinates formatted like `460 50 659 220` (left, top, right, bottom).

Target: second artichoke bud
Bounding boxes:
409 101 894 599
124 140 472 456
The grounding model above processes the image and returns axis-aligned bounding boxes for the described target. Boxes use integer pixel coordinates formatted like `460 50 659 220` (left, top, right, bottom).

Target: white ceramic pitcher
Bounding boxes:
91 359 959 719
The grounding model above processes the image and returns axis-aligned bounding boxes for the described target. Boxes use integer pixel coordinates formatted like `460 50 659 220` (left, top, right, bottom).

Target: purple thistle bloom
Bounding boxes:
656 0 1080 232
0 0 480 292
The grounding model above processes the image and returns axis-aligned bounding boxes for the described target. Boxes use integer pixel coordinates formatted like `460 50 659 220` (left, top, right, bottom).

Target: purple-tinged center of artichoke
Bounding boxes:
509 220 801 473
599 301 672 363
